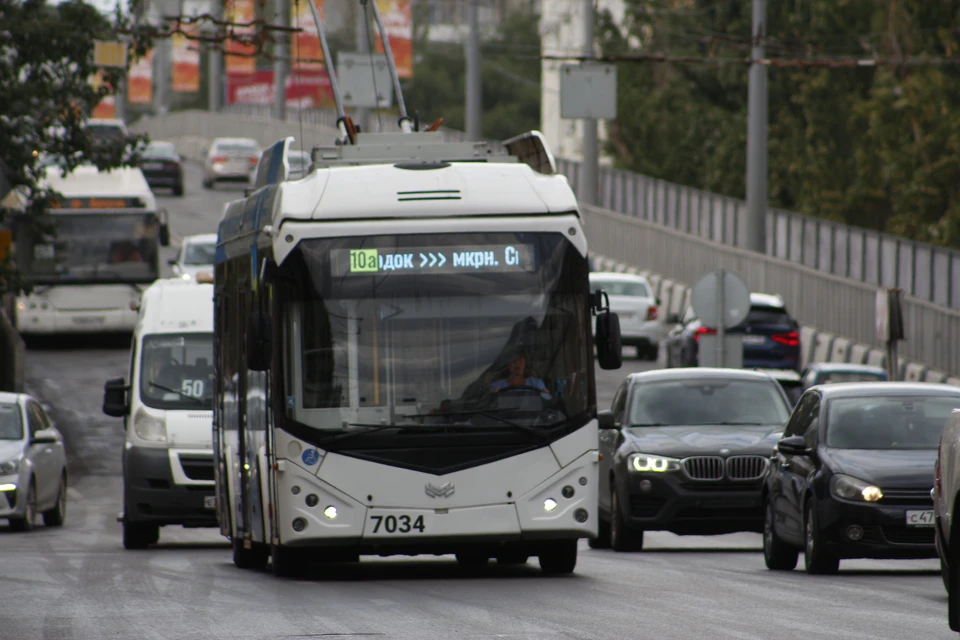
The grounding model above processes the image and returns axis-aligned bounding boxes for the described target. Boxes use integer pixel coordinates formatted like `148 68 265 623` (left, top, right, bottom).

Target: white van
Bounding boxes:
102 275 216 549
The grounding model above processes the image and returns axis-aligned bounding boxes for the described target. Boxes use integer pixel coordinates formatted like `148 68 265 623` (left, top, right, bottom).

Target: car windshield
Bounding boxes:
15 213 161 283
276 232 592 435
627 379 791 426
143 142 177 159
183 241 216 265
818 371 887 384
826 395 960 450
0 404 22 439
139 334 214 410
590 279 649 298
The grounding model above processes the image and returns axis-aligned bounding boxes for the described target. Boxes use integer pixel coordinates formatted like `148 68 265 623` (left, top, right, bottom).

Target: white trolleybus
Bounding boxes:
12 164 170 334
213 130 623 577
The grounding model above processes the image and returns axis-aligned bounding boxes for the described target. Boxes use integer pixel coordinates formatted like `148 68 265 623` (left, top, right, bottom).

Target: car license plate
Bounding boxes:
142 162 163 170
204 495 216 510
906 510 934 527
365 511 430 536
742 335 766 345
72 315 105 325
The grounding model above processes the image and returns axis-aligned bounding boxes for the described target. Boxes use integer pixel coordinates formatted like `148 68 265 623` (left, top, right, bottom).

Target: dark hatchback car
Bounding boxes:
763 382 960 574
665 293 801 372
592 368 792 551
138 141 184 196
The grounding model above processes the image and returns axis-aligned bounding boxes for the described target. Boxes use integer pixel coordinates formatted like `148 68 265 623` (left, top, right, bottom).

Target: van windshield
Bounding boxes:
139 333 214 409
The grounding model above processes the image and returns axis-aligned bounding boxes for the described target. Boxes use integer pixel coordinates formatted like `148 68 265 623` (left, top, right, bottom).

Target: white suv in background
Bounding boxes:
589 272 663 360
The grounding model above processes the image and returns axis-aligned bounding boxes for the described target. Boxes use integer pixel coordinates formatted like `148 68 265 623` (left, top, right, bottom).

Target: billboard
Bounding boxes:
127 49 153 104
374 0 412 79
291 0 325 73
172 24 201 93
225 0 257 77
226 69 334 108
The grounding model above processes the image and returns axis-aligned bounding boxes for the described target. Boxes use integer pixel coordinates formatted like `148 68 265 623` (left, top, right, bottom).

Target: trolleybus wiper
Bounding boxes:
147 381 204 405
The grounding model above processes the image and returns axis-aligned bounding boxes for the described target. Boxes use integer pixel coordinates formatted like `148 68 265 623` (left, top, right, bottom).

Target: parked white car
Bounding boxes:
589 272 663 360
169 233 217 279
0 392 68 531
201 137 260 188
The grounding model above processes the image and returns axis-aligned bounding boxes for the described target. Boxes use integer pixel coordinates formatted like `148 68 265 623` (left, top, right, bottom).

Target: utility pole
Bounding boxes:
354 1 369 132
580 0 598 206
208 0 222 112
153 37 169 115
273 0 288 121
464 0 481 140
745 0 768 253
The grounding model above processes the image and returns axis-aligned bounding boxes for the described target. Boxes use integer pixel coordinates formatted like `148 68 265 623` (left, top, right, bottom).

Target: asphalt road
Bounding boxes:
1 166 955 639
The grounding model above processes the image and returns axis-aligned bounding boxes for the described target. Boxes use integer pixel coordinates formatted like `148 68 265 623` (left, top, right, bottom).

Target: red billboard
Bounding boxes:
226 69 334 108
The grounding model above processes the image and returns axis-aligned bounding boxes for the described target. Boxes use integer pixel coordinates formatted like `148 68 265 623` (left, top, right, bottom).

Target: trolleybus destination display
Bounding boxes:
330 243 538 277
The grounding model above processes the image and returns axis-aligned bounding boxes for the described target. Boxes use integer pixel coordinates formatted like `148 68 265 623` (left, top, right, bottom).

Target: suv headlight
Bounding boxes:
830 474 883 502
134 408 167 443
628 453 681 473
0 458 19 475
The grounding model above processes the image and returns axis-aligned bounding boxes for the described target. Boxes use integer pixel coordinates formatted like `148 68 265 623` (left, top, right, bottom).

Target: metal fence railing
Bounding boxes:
221 104 960 311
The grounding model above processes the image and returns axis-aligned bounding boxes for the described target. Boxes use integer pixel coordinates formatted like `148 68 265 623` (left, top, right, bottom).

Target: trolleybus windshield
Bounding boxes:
277 232 592 439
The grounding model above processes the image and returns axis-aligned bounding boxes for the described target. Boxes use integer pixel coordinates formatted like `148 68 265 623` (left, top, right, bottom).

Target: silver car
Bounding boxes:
168 233 217 279
0 392 68 531
589 272 664 360
201 137 260 188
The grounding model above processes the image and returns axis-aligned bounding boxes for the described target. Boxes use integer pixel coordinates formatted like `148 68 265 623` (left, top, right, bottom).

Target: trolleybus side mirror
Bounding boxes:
159 223 170 247
247 312 272 371
102 377 129 418
595 311 623 370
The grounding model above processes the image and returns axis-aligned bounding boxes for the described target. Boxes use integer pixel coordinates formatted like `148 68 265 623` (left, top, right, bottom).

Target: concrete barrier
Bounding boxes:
925 370 948 383
812 332 835 364
865 349 887 369
829 337 852 363
848 343 870 365
799 326 818 368
903 362 927 382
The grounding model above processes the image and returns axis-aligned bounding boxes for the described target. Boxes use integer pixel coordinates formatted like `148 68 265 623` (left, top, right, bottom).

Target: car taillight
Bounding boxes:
646 305 658 321
772 331 800 347
249 157 259 167
212 156 227 164
694 326 715 341
164 161 179 169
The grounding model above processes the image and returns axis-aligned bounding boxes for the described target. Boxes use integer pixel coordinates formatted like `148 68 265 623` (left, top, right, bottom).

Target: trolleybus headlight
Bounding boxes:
543 498 558 512
323 506 338 519
133 408 167 442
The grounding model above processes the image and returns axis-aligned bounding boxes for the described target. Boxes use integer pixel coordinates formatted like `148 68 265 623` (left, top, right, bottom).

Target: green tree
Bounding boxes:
0 0 149 293
401 7 541 141
599 0 960 247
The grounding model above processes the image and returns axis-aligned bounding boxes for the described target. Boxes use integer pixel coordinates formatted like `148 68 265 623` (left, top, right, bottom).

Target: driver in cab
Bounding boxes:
489 351 552 400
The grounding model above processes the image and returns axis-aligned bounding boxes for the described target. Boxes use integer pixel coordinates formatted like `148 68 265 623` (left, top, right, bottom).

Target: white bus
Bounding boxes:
213 134 623 577
102 275 217 549
12 164 170 334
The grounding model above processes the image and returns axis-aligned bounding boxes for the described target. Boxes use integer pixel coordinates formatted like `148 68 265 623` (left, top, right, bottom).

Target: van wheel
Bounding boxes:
123 518 160 550
455 552 489 567
271 544 306 578
539 541 577 574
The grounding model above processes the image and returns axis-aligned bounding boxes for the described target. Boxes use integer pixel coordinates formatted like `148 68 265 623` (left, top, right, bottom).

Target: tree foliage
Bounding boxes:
0 0 149 293
599 0 960 247
401 6 541 142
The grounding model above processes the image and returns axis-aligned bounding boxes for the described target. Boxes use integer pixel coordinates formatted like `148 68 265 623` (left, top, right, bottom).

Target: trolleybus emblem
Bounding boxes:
425 482 455 499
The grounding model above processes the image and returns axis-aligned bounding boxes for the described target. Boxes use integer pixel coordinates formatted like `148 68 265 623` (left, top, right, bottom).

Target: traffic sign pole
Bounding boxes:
716 269 726 369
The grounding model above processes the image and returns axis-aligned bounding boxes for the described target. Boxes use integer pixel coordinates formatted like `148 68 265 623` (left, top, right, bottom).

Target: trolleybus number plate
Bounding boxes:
368 513 428 535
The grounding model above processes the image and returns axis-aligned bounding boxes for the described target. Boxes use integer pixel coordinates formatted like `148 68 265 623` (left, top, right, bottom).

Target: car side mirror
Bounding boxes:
665 312 680 324
247 311 272 371
597 410 616 429
103 377 129 417
30 428 58 445
595 311 622 370
776 435 809 456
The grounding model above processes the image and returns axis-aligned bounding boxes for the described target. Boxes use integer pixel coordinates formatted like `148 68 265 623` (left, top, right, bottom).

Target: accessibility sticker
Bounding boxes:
301 449 320 466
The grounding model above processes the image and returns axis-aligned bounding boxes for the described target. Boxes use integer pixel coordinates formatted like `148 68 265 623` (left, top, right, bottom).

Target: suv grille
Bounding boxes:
682 455 768 481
